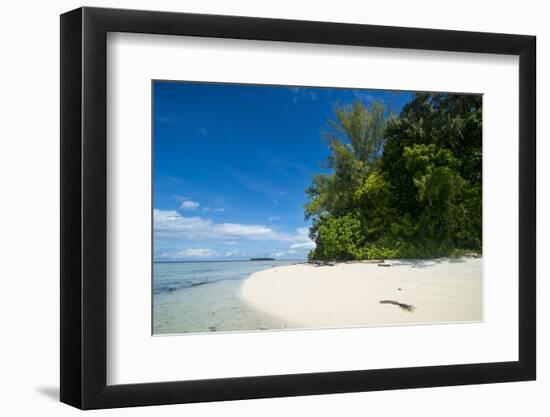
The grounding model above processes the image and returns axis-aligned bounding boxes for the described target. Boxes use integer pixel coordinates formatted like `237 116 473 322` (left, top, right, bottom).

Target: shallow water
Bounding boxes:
153 260 299 334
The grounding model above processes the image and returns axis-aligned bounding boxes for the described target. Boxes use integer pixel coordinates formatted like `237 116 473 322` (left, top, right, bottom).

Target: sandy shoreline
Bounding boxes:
241 257 482 328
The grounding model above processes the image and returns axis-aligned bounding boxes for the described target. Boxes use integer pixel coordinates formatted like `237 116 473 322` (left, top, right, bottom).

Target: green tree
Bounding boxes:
381 93 482 251
305 100 388 222
306 93 482 261
310 214 365 261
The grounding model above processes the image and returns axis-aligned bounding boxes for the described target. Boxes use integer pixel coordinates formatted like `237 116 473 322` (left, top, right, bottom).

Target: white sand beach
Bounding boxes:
241 257 482 328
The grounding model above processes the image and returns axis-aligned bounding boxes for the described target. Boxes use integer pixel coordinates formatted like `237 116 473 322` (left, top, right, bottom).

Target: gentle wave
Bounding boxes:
153 260 300 295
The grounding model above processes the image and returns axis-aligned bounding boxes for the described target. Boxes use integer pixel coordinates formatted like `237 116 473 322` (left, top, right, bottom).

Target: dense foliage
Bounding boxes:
305 93 482 261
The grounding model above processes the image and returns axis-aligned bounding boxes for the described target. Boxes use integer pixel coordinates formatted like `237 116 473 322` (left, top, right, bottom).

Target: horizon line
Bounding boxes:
154 258 307 264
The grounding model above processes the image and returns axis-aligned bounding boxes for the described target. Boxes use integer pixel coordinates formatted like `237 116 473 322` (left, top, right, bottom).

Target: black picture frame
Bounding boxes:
60 6 536 410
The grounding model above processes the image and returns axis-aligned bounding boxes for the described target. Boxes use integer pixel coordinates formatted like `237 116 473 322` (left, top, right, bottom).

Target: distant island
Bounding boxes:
250 257 275 261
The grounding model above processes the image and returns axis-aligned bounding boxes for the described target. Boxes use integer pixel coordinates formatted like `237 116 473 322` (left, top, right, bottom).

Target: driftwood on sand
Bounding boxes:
379 299 415 312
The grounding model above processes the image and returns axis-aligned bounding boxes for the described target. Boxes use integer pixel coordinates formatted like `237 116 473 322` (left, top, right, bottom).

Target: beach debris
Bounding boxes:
208 326 217 332
397 288 402 291
313 261 335 267
379 300 415 312
378 263 391 267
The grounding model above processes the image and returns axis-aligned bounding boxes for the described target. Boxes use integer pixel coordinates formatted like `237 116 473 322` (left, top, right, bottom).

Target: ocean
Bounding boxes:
153 260 300 334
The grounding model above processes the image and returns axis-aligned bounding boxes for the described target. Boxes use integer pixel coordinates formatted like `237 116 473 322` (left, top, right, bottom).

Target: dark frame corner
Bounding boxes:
60 6 536 409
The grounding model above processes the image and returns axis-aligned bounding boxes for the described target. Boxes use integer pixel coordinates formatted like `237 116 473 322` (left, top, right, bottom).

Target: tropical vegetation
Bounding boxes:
305 93 482 261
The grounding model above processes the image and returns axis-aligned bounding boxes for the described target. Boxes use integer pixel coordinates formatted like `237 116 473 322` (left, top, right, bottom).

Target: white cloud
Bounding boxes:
174 195 190 201
215 223 274 238
180 200 200 210
268 216 280 221
268 234 316 259
154 210 271 241
176 248 218 258
153 209 313 244
270 249 299 258
203 207 225 213
290 241 315 250
224 251 240 257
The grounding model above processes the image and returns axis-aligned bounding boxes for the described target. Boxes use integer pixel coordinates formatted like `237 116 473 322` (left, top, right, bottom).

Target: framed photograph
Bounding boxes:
60 7 536 409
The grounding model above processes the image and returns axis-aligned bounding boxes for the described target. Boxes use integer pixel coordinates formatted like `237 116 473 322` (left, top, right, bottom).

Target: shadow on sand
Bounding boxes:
389 257 468 269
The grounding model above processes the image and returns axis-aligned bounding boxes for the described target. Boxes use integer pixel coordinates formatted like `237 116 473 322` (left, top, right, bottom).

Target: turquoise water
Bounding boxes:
153 260 300 334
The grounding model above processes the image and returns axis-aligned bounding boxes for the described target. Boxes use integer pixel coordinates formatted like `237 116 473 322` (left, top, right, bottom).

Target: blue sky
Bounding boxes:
153 81 413 261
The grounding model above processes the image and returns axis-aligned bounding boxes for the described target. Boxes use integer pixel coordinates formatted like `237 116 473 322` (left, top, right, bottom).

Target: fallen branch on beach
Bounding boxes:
379 300 416 312
309 261 335 267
